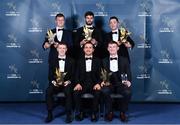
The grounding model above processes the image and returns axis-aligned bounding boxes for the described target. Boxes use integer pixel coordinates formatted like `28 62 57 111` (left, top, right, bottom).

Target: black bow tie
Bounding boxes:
112 32 117 34
110 57 118 60
87 27 94 30
58 28 63 31
58 58 65 61
85 57 92 60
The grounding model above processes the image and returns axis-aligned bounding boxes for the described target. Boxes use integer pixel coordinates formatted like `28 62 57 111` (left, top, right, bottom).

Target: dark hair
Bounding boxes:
108 41 119 46
84 11 94 18
55 13 65 20
57 42 68 48
109 16 119 22
82 41 95 49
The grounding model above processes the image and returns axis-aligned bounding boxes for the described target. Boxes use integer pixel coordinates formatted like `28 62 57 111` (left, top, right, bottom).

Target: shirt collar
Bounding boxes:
85 55 93 58
56 27 64 31
110 54 118 58
58 55 66 59
112 29 119 33
85 25 93 28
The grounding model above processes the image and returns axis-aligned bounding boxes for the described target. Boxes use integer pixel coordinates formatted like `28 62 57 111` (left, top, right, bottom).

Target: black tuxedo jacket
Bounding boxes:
42 28 73 63
49 56 75 84
106 29 135 62
75 56 101 87
102 56 132 85
74 26 103 58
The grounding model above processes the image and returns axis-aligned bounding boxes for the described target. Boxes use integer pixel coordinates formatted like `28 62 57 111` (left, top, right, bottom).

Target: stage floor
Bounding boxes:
0 103 180 124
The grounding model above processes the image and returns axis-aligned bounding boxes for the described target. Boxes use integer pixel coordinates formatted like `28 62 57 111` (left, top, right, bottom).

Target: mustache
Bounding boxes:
86 22 93 25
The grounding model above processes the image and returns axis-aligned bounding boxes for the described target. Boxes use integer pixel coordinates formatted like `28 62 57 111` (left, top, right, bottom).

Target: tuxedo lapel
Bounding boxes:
91 57 95 72
107 57 110 72
55 57 59 69
103 57 110 72
118 57 122 75
118 57 121 71
110 32 113 41
52 28 56 34
61 29 65 42
118 29 121 41
81 57 86 73
53 28 59 42
64 57 68 72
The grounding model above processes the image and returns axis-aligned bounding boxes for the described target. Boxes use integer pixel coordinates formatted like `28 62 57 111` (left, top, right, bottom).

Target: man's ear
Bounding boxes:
117 46 119 51
92 48 95 52
107 47 110 52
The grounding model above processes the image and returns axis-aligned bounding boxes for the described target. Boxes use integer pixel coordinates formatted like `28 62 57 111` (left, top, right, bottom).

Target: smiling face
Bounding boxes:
57 44 67 56
85 15 94 26
55 16 65 28
109 18 119 31
83 42 94 56
107 42 119 56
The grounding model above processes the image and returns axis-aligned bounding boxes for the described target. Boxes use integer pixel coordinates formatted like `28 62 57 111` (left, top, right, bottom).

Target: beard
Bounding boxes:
86 21 93 26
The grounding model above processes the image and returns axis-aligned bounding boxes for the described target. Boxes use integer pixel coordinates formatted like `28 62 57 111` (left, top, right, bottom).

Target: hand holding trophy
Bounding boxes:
119 27 131 44
46 29 56 44
121 73 131 87
83 26 94 42
52 68 67 87
100 68 112 87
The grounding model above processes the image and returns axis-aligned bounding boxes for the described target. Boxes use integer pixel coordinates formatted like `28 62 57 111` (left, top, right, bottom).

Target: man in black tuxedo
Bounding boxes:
43 13 73 81
106 16 135 63
101 41 132 122
74 11 103 58
45 43 75 123
73 42 101 122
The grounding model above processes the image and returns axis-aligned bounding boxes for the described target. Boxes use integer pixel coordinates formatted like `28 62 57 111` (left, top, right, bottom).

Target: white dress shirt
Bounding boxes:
110 55 118 72
56 27 63 41
58 56 66 72
85 56 93 72
112 29 119 42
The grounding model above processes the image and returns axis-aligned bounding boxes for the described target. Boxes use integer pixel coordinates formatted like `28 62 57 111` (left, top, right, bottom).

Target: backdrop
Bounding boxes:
0 0 180 102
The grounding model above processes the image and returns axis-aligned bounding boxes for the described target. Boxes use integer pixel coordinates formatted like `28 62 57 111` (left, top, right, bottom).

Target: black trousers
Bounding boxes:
46 84 72 114
73 84 101 114
101 84 132 114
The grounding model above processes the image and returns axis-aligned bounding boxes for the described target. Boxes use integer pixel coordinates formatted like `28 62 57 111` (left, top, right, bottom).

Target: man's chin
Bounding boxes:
86 23 93 26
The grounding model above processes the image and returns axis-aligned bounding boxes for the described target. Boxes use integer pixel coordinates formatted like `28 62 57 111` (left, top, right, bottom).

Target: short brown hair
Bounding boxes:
84 11 94 18
55 13 65 20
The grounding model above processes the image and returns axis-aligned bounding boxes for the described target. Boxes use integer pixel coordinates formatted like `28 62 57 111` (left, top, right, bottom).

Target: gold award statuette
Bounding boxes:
53 68 67 87
83 26 94 41
120 27 131 43
101 68 112 86
47 29 56 44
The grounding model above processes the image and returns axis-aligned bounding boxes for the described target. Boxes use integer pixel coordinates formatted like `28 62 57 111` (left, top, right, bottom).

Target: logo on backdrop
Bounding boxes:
7 64 21 79
28 18 42 32
137 65 150 79
138 0 152 16
28 49 43 64
29 80 43 94
137 34 151 48
50 2 61 16
94 2 108 17
159 16 175 33
6 34 21 48
157 80 172 95
5 2 20 16
158 50 173 64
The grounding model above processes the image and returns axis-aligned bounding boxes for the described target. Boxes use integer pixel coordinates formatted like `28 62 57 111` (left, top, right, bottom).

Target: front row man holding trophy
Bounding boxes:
44 12 133 123
101 41 132 122
45 43 74 123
